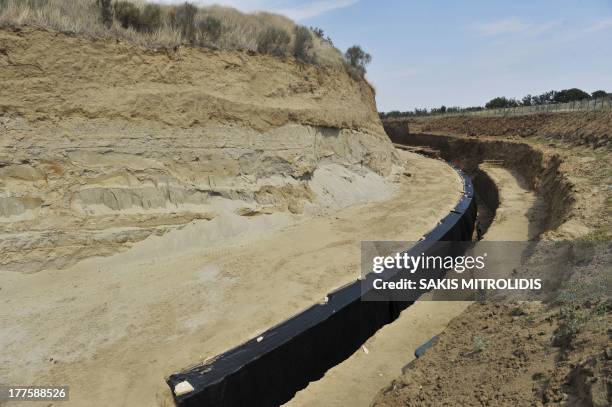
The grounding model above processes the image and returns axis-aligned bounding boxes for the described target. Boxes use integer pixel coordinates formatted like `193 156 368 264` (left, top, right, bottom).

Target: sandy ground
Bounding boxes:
287 164 547 406
0 151 461 407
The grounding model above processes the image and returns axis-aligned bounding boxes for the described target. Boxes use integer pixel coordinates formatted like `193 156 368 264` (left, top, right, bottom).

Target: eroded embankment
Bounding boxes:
0 26 399 273
384 122 577 237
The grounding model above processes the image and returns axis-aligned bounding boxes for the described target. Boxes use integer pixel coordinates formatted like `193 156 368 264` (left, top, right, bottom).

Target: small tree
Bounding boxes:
521 94 533 106
344 45 371 75
591 90 608 98
531 90 556 105
553 88 590 103
485 96 519 109
198 16 222 43
256 27 290 56
293 26 313 62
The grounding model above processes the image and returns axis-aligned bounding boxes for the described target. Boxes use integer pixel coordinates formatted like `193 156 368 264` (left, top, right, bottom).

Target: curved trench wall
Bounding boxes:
384 122 574 233
471 168 499 235
166 170 476 407
472 168 499 217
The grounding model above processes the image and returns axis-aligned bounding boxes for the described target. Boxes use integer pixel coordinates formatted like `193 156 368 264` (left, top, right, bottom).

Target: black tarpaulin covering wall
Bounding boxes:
167 168 476 407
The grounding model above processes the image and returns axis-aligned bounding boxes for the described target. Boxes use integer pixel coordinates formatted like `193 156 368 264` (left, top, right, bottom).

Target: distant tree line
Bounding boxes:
380 88 610 119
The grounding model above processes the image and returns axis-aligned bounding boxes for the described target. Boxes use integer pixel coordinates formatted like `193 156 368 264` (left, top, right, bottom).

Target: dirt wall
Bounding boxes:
0 26 399 272
397 111 612 148
384 123 575 236
379 115 611 407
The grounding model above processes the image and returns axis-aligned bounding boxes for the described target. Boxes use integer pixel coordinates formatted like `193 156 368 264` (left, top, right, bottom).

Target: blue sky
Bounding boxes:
161 1 612 111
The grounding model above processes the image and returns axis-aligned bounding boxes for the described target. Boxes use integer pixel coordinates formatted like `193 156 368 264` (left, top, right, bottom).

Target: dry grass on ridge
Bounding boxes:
0 0 343 65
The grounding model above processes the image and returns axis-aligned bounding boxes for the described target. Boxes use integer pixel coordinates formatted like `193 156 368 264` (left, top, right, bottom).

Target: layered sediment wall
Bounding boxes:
0 26 399 272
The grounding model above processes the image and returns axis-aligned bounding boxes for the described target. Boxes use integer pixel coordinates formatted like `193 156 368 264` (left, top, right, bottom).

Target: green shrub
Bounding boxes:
552 305 585 347
140 4 162 33
256 27 290 56
96 0 113 28
113 1 140 30
310 26 324 38
293 25 313 62
552 277 610 348
310 26 333 45
472 335 487 353
198 16 222 43
344 45 371 76
175 2 197 41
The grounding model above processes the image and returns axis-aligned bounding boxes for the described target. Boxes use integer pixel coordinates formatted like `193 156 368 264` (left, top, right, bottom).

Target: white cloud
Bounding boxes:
274 0 358 21
472 17 530 36
471 17 559 37
584 17 612 32
527 20 562 36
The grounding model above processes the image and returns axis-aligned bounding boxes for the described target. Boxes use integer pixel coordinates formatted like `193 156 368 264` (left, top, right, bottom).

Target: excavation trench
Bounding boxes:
170 129 565 406
1 149 470 407
287 129 568 406
383 125 574 234
2 129 569 407
167 163 476 407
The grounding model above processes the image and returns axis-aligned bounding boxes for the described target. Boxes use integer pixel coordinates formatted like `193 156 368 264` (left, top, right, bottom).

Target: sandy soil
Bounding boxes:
373 125 610 406
0 151 461 406
0 26 383 134
0 26 399 274
287 164 546 406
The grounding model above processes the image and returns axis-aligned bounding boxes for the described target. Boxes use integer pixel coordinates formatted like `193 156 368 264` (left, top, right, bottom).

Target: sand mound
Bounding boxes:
0 26 399 272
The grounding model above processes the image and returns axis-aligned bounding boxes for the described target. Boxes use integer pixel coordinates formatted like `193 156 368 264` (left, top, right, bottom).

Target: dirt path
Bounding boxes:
0 151 461 406
287 164 547 406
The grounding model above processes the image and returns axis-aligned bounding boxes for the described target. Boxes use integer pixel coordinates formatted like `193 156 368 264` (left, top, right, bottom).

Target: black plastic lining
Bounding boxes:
166 168 477 407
